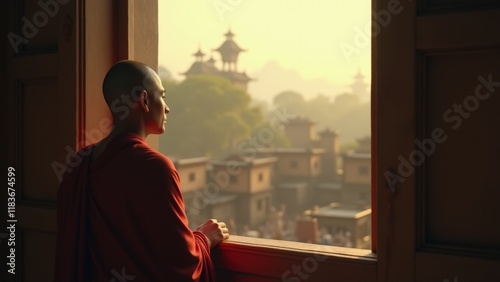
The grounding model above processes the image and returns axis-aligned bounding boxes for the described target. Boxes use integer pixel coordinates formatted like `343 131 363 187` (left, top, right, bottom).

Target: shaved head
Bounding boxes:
101 60 168 136
103 60 152 105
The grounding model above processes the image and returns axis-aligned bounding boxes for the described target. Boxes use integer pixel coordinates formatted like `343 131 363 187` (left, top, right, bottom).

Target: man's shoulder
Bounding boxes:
128 142 175 170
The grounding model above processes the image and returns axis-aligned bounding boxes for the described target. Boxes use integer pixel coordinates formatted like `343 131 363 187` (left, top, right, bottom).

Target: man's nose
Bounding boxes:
165 105 170 114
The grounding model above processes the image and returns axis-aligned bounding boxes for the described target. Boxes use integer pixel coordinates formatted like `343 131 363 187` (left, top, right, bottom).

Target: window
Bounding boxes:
188 172 196 182
155 1 500 281
158 0 371 251
358 166 369 175
230 175 237 183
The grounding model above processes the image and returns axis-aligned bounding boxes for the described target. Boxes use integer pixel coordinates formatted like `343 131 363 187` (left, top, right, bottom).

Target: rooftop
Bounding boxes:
172 156 210 166
307 204 372 219
207 194 238 205
211 155 278 167
277 182 309 189
255 147 325 155
343 152 371 159
316 182 343 190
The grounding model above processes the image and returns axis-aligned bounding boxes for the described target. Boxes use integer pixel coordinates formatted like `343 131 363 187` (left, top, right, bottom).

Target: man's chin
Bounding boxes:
149 127 166 135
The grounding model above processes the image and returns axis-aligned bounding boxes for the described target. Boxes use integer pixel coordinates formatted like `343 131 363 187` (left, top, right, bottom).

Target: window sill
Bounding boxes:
212 235 376 281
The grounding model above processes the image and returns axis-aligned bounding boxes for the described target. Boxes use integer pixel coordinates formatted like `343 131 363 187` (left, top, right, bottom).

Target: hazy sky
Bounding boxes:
158 1 371 89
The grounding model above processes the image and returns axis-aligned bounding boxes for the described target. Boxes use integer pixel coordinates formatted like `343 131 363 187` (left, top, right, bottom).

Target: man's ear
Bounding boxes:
138 90 150 112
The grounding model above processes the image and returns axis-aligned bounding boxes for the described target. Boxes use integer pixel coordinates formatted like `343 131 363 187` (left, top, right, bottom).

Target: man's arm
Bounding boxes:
130 155 227 281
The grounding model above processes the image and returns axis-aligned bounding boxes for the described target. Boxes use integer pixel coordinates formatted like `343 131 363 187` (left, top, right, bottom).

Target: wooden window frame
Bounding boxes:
127 0 421 280
212 236 376 280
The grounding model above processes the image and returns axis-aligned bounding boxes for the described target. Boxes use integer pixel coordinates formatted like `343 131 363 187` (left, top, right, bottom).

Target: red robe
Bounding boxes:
55 133 215 281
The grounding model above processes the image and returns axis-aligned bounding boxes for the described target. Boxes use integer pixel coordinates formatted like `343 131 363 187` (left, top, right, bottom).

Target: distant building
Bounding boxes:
305 204 371 249
180 48 219 76
173 156 238 230
283 117 317 148
173 157 209 195
283 118 341 181
350 69 370 102
210 154 277 229
181 29 252 90
174 114 372 247
255 147 325 215
316 128 341 182
341 136 371 210
281 116 342 206
277 116 371 248
175 31 372 245
298 135 373 249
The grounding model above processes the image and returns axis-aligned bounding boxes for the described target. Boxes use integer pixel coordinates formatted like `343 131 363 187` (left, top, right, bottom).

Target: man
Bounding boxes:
55 60 230 281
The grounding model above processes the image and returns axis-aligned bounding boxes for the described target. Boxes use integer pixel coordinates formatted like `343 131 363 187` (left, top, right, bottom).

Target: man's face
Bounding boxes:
144 70 170 135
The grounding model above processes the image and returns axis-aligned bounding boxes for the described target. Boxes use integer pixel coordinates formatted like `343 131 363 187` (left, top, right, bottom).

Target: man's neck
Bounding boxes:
111 121 148 139
90 122 148 161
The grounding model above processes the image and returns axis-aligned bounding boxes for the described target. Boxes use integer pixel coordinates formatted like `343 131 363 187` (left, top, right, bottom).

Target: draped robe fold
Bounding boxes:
55 133 214 282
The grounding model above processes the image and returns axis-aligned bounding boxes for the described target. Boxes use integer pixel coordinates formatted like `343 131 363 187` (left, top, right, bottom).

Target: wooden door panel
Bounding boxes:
6 0 79 281
420 0 500 14
21 78 62 201
5 1 158 281
414 1 500 281
9 0 61 55
23 230 57 281
417 9 500 50
421 49 500 253
416 252 500 282
377 0 500 280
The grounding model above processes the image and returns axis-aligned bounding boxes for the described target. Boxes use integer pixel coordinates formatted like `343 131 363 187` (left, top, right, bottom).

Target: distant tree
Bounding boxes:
272 90 306 116
332 100 370 144
306 94 331 123
309 93 331 106
159 75 264 158
269 90 370 145
249 122 292 148
250 99 271 117
333 92 360 107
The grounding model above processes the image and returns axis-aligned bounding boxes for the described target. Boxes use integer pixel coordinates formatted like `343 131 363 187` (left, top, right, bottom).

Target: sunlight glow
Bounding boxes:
159 1 371 99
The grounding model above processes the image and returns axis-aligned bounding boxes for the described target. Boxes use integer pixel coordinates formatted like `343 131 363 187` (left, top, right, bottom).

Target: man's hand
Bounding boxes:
196 219 230 248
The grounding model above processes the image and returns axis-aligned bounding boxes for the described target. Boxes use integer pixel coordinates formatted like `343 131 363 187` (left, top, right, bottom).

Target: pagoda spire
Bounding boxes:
206 52 216 66
193 46 205 62
350 69 369 102
214 28 246 72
